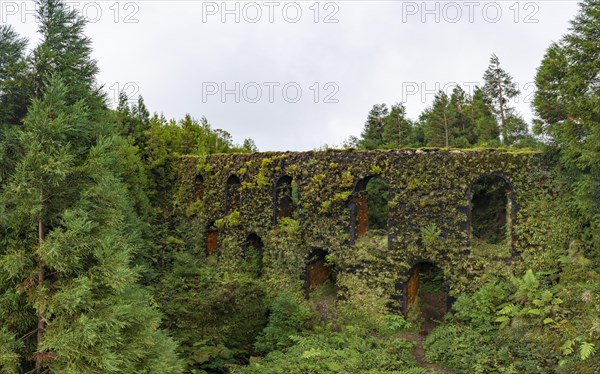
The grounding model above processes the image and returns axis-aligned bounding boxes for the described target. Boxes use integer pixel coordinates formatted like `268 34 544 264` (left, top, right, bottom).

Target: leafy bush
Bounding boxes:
254 293 312 353
450 280 509 329
159 252 269 372
236 325 421 374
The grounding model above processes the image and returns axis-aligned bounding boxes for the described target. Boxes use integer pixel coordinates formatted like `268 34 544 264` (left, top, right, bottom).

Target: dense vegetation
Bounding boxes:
0 0 598 373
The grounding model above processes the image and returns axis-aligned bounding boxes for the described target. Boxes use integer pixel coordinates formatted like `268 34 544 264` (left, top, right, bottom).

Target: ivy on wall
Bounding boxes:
177 148 559 310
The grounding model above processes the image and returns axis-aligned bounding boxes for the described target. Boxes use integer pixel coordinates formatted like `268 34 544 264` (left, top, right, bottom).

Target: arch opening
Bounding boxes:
468 174 515 257
351 175 389 241
206 221 219 256
244 233 264 277
194 175 204 201
274 175 299 223
305 249 335 297
225 174 241 214
405 261 447 334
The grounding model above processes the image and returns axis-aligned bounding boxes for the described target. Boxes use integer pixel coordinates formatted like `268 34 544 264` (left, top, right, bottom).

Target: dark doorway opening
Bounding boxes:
194 174 204 201
244 233 264 277
406 262 447 335
351 176 388 240
274 175 299 223
225 175 241 214
469 174 515 257
305 249 335 297
206 221 219 256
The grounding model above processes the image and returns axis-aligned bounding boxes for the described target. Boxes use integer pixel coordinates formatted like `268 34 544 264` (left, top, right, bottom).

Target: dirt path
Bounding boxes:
405 291 448 373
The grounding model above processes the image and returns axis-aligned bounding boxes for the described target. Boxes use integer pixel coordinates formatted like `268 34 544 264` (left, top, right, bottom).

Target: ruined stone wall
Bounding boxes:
178 148 555 310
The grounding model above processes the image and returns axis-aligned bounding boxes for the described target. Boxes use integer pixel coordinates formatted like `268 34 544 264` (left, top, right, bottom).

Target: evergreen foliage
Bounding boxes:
254 293 312 353
358 104 389 150
534 0 600 254
0 76 182 372
0 25 29 128
482 54 520 143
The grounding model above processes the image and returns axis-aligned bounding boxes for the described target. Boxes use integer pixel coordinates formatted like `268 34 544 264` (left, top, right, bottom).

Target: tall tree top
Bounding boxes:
32 0 100 106
0 25 28 81
359 104 389 149
0 25 29 125
482 54 520 105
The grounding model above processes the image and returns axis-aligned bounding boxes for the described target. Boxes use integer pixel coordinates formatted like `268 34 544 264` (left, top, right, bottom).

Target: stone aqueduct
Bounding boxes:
178 149 552 313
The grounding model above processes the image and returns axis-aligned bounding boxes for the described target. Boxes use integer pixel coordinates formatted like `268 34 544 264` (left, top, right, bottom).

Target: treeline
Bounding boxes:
348 54 535 150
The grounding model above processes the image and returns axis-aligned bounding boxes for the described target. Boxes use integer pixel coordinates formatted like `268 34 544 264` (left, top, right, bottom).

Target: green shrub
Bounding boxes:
236 325 420 374
159 252 269 372
450 280 509 329
254 293 312 353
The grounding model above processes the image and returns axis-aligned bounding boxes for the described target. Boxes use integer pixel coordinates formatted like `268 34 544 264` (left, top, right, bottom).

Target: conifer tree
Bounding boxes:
358 104 389 149
0 75 182 374
421 91 452 147
0 0 182 370
503 113 530 146
447 86 475 147
534 0 600 252
381 103 414 148
482 54 520 143
30 0 103 109
469 87 500 145
242 138 258 152
116 93 151 150
0 25 29 127
0 26 30 182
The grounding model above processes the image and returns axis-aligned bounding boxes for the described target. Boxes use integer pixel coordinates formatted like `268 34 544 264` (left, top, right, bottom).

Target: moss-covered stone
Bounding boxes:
177 148 558 311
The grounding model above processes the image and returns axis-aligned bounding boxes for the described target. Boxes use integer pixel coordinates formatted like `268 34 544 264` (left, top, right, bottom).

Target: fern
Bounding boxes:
580 341 595 360
398 368 431 374
523 269 539 290
421 223 442 248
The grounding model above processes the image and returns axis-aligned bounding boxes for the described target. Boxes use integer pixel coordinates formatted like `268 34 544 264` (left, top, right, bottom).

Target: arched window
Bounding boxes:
350 175 389 241
305 249 335 297
244 233 264 277
404 261 448 324
206 221 218 256
194 175 204 201
468 174 515 256
225 174 241 214
274 175 298 223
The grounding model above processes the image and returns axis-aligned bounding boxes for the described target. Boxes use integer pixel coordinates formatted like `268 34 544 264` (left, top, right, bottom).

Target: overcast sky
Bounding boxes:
4 0 580 150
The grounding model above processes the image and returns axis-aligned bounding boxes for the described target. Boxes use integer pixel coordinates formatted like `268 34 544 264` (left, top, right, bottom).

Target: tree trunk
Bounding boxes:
398 121 402 148
497 72 506 143
443 112 449 148
35 208 45 372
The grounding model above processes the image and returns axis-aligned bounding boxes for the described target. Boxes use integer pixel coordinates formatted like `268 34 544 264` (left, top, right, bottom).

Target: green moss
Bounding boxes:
177 149 556 311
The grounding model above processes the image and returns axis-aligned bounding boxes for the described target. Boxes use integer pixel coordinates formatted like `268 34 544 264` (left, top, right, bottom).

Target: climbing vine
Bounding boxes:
178 148 558 309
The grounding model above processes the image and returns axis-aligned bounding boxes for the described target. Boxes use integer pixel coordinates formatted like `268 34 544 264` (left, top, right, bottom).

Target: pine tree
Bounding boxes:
358 104 389 149
482 54 520 143
30 0 103 109
469 87 500 146
0 26 30 182
242 138 258 152
0 0 182 370
448 86 475 147
0 25 29 126
421 91 452 147
503 113 530 146
115 94 151 154
0 77 182 373
533 0 600 252
382 103 414 148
